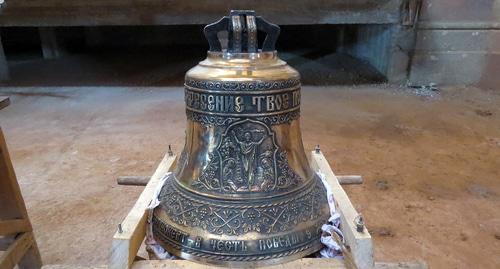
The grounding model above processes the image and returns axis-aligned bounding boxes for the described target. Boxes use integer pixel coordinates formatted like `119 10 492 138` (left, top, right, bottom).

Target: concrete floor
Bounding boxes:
0 85 499 268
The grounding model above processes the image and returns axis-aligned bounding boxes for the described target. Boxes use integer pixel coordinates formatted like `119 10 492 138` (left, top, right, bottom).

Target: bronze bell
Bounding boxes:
153 10 330 267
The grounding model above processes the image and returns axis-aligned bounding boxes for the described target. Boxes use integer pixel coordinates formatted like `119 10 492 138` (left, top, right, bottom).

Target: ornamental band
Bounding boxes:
152 10 330 267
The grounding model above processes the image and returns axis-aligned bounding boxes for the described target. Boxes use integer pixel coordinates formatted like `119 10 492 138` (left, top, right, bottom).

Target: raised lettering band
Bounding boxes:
184 79 301 125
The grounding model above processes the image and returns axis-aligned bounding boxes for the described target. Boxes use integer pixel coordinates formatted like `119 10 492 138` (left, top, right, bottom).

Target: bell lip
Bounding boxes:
158 240 324 268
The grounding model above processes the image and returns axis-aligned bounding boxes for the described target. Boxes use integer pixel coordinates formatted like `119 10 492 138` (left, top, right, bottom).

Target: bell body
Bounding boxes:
153 11 329 267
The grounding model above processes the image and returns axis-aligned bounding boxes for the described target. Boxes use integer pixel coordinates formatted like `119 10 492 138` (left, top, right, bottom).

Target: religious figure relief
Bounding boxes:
192 119 301 194
231 129 266 190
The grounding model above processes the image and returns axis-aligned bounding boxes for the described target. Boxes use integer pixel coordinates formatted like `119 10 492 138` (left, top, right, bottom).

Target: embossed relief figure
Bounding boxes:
193 119 301 193
232 129 265 190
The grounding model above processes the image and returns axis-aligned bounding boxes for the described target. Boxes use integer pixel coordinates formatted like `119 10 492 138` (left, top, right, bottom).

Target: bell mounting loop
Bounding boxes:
204 10 280 53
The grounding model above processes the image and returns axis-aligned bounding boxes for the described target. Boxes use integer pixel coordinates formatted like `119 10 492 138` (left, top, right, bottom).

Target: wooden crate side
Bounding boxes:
0 219 31 236
109 154 176 269
0 232 34 269
310 151 374 269
131 258 346 269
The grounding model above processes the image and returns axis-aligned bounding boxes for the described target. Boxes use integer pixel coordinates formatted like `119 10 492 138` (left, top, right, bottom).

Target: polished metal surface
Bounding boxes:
152 10 329 267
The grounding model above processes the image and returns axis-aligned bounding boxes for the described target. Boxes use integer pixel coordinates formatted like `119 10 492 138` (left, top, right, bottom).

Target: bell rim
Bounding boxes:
156 238 324 267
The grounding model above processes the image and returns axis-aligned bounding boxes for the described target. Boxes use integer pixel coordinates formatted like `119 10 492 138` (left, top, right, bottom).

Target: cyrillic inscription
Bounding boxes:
209 239 248 252
185 89 300 115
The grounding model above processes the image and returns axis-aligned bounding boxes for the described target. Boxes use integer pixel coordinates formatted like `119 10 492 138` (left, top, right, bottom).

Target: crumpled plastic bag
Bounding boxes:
145 172 176 260
317 171 344 259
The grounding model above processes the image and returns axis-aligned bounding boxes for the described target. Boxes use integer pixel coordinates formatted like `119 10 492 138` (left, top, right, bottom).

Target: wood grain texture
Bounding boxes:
117 176 150 186
109 153 176 269
0 128 42 269
0 97 9 111
0 128 30 221
310 150 374 269
0 232 40 269
0 219 31 236
131 258 346 269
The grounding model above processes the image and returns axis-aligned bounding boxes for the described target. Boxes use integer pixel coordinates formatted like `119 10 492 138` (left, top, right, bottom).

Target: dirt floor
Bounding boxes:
0 85 499 268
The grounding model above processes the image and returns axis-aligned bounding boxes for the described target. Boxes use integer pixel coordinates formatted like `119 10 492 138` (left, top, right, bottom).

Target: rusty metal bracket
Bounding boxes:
402 0 422 27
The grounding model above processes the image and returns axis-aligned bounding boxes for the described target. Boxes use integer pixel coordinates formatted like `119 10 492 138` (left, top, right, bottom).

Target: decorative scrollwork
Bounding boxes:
186 110 300 125
158 176 327 236
185 78 300 91
185 110 240 126
256 110 300 125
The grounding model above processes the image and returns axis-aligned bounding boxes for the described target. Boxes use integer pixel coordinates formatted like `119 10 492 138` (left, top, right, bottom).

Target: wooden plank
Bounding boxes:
375 261 428 269
337 175 363 185
131 258 346 269
0 232 33 269
0 0 404 26
0 126 42 269
42 266 107 269
118 175 364 186
0 128 31 225
17 241 43 269
109 153 176 269
310 150 374 269
0 220 31 236
42 260 429 269
0 97 10 111
117 176 150 186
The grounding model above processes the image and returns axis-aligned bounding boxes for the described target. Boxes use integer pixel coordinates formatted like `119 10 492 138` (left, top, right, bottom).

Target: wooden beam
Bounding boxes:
117 176 150 186
0 128 31 225
0 0 404 26
337 175 363 185
131 258 346 269
0 237 15 251
109 153 176 269
0 97 10 111
375 261 428 269
310 150 374 269
0 232 34 269
0 219 31 236
17 241 43 269
41 260 429 269
119 175 364 186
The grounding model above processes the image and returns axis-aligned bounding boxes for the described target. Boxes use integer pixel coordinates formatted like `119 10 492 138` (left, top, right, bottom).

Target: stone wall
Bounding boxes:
410 0 500 88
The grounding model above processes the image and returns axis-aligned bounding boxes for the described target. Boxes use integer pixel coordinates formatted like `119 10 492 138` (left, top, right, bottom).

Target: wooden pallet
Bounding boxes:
107 150 372 269
32 145 427 269
0 96 43 269
104 148 427 269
